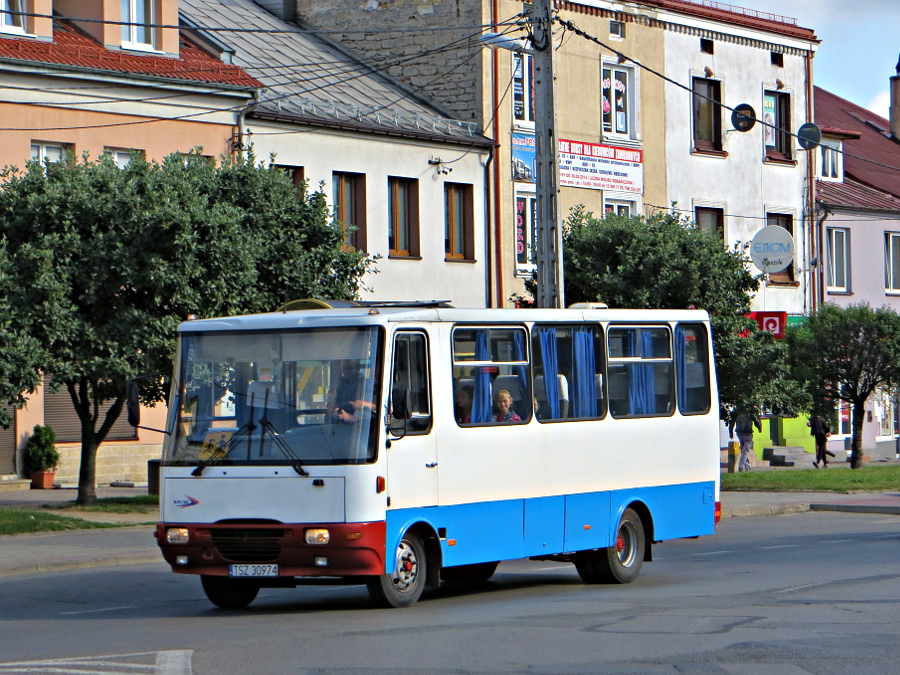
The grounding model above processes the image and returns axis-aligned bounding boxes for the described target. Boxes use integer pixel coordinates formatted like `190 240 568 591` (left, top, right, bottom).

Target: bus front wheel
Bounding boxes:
367 532 426 608
200 575 260 609
574 507 645 584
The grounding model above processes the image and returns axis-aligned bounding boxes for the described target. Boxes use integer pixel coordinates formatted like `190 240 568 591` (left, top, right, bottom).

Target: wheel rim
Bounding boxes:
616 520 638 568
392 539 419 592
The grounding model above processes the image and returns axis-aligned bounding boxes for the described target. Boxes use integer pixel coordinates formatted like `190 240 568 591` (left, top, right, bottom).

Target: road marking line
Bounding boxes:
0 650 192 674
59 606 136 616
759 544 798 550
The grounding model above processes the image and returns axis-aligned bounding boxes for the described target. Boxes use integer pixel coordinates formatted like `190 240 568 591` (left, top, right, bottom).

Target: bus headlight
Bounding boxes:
166 528 190 544
305 528 330 545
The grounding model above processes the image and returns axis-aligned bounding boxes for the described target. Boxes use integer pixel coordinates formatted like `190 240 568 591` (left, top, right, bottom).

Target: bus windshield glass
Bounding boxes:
163 326 383 466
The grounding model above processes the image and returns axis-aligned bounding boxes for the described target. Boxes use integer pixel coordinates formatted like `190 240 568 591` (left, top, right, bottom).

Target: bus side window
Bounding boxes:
675 323 711 415
392 332 432 433
532 324 605 422
608 326 675 418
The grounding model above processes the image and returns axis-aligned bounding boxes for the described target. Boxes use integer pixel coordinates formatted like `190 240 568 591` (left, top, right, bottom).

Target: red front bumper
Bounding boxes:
155 521 386 577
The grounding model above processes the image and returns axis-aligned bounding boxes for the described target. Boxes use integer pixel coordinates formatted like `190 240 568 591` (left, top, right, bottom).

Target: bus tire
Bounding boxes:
200 575 260 609
366 531 426 608
574 507 645 584
440 561 498 585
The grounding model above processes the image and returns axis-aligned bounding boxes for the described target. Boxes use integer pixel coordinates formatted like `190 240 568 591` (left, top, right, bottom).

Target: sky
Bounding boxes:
734 0 900 117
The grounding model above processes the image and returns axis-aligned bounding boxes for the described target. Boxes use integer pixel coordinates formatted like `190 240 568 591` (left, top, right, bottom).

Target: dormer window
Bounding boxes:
121 0 154 50
1 0 25 34
818 140 843 181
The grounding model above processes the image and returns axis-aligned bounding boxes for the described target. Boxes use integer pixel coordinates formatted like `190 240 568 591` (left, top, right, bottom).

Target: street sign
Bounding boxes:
731 104 756 132
750 226 794 274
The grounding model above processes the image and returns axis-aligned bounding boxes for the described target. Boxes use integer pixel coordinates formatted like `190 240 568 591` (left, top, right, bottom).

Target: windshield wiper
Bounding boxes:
257 388 308 476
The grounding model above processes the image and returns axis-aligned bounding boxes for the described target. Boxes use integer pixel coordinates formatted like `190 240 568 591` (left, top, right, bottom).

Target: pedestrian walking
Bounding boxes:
730 414 762 472
808 414 832 468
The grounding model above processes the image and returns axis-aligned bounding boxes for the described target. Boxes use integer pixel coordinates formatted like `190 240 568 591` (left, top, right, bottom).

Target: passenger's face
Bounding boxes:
496 394 512 412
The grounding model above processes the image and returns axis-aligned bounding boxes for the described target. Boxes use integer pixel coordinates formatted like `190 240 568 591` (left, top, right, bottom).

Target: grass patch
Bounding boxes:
722 464 900 492
40 494 159 515
0 508 121 536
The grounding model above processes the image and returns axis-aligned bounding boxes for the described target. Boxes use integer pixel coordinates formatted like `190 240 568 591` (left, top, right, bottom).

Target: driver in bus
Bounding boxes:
329 359 375 423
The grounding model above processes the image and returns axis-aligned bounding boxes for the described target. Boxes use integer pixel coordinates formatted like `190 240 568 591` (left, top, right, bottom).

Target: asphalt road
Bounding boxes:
0 510 897 675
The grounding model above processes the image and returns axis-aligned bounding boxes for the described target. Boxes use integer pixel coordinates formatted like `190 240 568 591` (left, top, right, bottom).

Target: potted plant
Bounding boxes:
23 424 60 489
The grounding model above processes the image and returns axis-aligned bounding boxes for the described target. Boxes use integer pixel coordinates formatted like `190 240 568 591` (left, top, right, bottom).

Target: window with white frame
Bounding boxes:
515 191 537 276
602 63 636 139
31 141 68 165
104 147 142 168
885 232 900 292
513 53 534 126
875 389 897 439
609 20 625 40
826 227 849 292
818 140 843 181
121 0 154 50
604 198 635 218
1 0 24 33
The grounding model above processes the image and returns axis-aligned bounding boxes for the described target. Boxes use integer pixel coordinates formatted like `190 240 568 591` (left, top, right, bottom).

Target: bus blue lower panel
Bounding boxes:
385 481 716 571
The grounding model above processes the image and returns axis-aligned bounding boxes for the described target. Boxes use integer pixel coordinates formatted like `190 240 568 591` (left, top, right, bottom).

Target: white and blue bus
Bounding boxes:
152 301 721 609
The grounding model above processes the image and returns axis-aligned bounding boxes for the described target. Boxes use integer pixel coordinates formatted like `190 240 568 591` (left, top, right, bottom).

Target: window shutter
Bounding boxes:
0 406 16 475
42 378 137 443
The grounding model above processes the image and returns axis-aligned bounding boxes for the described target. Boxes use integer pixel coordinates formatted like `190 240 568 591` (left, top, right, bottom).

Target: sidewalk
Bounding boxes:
1 486 898 579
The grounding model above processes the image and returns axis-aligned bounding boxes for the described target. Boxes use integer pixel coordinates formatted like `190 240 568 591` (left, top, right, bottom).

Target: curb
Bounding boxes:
722 504 810 518
0 554 163 579
810 503 900 515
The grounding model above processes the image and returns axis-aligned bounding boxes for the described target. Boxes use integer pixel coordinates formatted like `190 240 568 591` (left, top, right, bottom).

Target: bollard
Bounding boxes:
727 441 740 473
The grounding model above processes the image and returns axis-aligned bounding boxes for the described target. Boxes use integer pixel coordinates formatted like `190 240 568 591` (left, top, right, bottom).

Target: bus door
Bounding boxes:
386 330 437 509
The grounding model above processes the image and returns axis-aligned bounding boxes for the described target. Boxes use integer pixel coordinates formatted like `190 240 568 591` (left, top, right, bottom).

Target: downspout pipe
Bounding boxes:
805 50 818 313
234 90 262 157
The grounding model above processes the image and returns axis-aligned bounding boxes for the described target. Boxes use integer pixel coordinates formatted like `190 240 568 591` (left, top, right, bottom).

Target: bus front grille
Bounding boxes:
211 528 287 563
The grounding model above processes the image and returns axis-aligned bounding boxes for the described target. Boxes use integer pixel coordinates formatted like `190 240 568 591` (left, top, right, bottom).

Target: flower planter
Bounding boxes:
30 470 56 490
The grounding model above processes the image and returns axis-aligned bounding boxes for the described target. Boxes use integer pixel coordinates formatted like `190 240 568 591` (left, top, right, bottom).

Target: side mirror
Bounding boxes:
126 380 140 427
387 387 412 439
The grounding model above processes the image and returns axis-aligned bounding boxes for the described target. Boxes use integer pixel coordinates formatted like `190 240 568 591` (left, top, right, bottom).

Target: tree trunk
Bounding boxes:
850 403 865 469
76 434 99 505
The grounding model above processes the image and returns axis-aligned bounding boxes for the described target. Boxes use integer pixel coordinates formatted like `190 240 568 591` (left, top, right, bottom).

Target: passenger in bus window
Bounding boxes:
455 385 474 424
493 389 522 422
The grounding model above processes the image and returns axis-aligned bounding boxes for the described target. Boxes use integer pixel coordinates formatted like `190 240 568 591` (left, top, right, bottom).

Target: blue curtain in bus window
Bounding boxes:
628 329 655 415
572 327 597 417
513 330 529 405
674 325 688 412
538 328 560 418
472 330 493 423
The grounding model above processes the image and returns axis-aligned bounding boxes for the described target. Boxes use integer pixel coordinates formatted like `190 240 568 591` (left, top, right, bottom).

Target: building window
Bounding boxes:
700 38 714 54
604 199 634 218
513 53 535 126
766 213 795 283
30 141 69 165
602 64 635 138
818 141 842 181
333 172 366 251
444 183 474 261
692 77 722 152
695 206 724 238
515 192 537 276
1 0 24 32
771 52 784 67
275 164 305 193
121 0 154 49
609 20 625 40
764 91 792 159
388 177 419 257
826 228 849 292
885 232 900 292
104 147 142 168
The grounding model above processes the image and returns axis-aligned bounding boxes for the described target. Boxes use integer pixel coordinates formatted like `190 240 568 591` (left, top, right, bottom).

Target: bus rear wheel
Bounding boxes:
200 575 260 609
574 507 645 584
440 561 498 585
367 532 426 608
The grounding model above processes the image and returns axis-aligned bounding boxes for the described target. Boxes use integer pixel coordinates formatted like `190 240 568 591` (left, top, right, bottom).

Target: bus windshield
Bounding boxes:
163 326 383 466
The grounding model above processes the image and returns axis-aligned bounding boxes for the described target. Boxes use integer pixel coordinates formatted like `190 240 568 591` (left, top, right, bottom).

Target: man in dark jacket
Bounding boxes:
809 415 832 468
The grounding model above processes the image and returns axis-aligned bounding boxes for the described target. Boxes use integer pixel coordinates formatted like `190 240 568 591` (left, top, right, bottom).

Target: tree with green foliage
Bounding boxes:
0 150 372 503
787 303 900 468
557 208 808 425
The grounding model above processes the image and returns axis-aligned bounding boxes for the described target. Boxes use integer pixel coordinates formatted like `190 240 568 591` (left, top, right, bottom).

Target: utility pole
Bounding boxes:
532 0 564 309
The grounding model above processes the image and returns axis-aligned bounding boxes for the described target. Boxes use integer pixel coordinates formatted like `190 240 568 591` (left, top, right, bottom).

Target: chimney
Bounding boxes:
892 53 900 139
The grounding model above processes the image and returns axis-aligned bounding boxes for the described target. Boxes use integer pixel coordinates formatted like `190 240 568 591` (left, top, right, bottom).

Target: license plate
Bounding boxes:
229 564 278 577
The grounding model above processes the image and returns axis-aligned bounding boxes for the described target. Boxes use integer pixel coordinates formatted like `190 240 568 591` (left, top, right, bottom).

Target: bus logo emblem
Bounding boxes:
174 495 199 508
